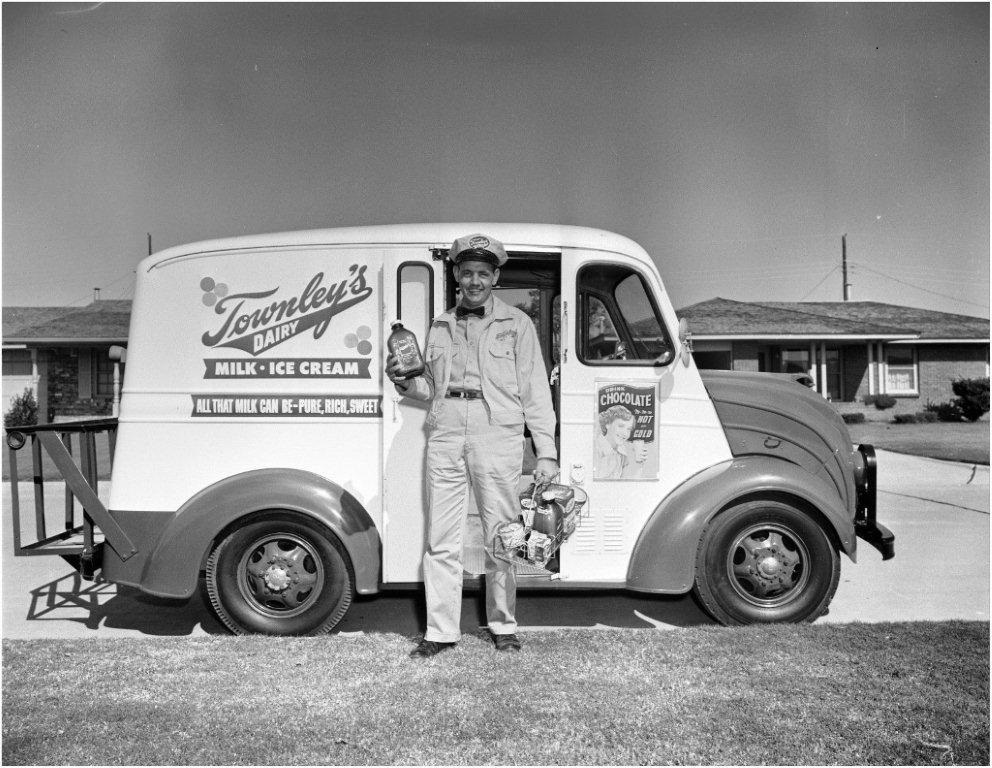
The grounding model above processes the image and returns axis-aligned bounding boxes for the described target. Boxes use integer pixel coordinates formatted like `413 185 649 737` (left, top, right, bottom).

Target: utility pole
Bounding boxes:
842 234 851 301
147 233 152 256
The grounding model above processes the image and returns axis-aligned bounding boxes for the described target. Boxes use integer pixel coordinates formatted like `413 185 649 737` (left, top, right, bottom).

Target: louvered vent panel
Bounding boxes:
603 508 626 552
572 506 598 552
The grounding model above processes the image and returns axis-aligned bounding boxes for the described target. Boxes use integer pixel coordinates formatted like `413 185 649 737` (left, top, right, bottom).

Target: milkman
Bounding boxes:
386 233 558 658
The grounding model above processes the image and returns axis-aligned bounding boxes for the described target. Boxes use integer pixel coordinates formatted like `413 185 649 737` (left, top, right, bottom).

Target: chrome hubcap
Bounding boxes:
238 533 324 617
727 524 810 608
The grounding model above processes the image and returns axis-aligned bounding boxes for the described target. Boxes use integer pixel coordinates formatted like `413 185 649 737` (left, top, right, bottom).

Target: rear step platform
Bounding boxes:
6 418 128 580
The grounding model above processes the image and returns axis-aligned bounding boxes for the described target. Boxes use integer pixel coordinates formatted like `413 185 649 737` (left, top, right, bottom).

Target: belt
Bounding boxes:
445 389 484 399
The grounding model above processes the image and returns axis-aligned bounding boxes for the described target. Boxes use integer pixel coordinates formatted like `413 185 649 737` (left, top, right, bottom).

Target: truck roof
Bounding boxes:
141 223 650 272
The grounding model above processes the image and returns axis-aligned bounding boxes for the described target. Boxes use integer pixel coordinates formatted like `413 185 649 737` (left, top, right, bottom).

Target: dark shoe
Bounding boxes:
493 633 522 652
409 639 455 659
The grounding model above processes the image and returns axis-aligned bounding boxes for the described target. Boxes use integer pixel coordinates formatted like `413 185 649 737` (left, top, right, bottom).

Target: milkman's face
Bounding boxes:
453 259 499 309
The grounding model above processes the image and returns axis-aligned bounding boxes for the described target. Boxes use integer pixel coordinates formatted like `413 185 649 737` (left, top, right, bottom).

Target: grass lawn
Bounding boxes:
848 420 990 464
3 622 988 765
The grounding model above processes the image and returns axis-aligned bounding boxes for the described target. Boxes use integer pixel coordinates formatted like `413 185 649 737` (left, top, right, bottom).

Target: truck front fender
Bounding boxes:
138 468 381 599
626 455 856 594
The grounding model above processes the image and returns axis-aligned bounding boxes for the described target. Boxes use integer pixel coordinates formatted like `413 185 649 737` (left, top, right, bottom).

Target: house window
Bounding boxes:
693 351 733 370
93 351 122 398
2 349 32 376
779 349 811 375
885 346 917 394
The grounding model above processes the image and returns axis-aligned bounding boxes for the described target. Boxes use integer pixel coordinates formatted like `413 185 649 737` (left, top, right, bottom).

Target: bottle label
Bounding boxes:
393 338 420 370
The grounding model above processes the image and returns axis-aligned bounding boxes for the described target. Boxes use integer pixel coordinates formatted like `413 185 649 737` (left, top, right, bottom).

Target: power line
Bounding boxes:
667 232 841 248
98 270 137 298
53 267 137 306
667 263 834 277
853 264 990 310
853 268 986 282
800 266 840 302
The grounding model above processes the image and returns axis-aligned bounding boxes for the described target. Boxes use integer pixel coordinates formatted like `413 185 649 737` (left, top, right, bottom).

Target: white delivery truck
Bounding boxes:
6 223 893 634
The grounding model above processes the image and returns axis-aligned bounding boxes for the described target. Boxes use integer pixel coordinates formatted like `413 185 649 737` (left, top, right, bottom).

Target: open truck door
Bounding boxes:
556 248 732 584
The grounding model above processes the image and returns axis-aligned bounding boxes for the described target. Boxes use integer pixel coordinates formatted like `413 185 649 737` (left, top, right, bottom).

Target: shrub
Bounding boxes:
893 413 919 424
4 388 39 428
873 394 897 410
928 400 964 422
842 412 865 424
914 411 938 423
862 395 875 406
951 377 990 422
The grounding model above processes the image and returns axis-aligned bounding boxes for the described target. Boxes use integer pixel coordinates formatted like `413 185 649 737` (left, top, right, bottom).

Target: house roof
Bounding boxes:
677 298 990 340
760 301 990 341
3 296 988 345
676 298 918 338
3 300 132 343
3 307 69 337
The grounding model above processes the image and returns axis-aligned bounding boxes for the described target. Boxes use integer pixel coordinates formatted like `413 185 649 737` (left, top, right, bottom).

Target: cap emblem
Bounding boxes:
468 236 491 250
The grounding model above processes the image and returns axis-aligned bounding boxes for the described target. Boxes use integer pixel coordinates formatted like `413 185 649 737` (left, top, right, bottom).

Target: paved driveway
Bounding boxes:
2 450 987 639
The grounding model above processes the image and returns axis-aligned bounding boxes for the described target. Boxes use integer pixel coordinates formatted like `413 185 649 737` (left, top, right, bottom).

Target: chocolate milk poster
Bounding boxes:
593 381 659 481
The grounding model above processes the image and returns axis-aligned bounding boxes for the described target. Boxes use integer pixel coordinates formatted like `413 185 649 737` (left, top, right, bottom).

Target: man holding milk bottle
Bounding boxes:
386 233 558 659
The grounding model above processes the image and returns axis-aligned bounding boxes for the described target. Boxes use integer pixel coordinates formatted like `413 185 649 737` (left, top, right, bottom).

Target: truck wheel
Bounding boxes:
205 513 353 636
693 500 839 625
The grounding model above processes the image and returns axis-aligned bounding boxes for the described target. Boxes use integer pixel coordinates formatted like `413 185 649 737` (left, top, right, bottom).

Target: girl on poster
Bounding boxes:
595 405 648 479
593 382 659 481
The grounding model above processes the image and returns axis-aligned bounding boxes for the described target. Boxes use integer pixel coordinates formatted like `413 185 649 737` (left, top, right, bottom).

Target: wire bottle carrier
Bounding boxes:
494 480 588 573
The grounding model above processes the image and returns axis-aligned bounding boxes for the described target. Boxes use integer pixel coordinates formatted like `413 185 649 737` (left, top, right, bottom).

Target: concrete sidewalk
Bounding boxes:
823 449 988 624
2 450 988 639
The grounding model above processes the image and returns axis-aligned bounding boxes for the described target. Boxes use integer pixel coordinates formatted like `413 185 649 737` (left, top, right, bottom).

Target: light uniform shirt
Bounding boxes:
447 297 494 391
394 295 557 462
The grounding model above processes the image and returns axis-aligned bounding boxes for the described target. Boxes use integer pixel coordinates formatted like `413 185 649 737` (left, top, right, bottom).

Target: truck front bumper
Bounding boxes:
854 444 895 560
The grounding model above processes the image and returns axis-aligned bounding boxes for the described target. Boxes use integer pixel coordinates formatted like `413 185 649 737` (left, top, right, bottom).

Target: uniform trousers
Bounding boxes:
423 397 523 643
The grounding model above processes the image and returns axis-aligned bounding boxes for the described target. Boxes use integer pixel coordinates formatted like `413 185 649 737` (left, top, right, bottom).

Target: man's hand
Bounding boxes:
385 353 411 385
533 458 559 484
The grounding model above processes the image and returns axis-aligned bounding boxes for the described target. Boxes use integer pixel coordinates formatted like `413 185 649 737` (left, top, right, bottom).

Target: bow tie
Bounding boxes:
456 305 485 319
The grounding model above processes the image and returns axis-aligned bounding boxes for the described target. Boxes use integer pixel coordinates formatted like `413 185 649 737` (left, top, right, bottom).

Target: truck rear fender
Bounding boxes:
138 468 380 599
626 455 856 594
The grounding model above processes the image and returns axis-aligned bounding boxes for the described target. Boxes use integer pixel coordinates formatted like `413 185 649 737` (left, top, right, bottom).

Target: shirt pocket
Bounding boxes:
487 342 518 391
426 342 449 362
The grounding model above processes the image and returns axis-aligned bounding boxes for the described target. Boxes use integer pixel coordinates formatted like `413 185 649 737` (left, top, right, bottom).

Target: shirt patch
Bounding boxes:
495 329 518 344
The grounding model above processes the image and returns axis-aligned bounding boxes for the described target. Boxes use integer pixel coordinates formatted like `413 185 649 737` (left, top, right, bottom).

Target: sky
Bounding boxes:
2 2 989 318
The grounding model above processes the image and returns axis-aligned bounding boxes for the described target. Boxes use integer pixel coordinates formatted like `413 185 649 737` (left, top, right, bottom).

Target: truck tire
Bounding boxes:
205 512 353 635
693 500 840 625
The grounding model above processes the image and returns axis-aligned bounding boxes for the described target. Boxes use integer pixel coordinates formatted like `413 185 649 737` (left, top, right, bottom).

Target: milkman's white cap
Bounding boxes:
447 233 508 268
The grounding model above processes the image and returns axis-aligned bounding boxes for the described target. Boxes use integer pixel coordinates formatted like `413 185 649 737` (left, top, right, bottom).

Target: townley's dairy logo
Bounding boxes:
200 265 373 356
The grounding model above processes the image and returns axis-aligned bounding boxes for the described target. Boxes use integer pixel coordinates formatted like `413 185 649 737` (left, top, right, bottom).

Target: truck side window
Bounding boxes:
578 264 673 365
398 262 434 343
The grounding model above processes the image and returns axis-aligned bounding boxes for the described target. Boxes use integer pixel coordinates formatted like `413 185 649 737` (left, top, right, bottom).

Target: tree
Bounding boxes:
4 388 39 428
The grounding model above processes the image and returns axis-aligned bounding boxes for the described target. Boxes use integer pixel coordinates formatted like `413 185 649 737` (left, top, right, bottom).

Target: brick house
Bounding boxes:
679 298 990 418
2 301 130 422
3 296 989 422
